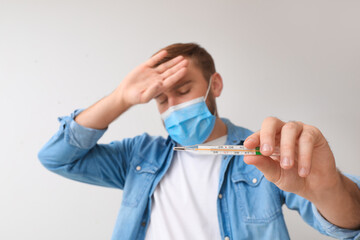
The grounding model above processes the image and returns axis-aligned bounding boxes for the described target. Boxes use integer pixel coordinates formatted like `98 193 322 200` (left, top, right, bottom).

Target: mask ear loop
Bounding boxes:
204 75 217 117
204 75 212 101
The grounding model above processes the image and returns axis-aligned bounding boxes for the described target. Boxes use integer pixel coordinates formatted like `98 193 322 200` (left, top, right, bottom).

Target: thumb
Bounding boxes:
243 156 281 183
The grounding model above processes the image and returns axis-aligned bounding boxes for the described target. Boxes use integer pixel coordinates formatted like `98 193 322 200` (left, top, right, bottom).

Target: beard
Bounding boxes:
206 91 218 117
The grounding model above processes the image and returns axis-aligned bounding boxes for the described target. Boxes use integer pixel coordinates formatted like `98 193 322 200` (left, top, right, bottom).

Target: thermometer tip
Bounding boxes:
174 147 186 151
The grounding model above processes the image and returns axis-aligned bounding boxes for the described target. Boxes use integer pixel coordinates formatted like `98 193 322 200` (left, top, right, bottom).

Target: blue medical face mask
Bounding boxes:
161 77 216 146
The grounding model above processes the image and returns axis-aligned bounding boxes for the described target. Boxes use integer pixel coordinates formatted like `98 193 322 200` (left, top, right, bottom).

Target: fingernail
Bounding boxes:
261 144 271 152
281 157 290 167
299 168 308 177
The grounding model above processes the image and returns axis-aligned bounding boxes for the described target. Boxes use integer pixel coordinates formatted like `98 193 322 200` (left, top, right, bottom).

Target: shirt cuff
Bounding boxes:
58 109 107 149
311 174 360 239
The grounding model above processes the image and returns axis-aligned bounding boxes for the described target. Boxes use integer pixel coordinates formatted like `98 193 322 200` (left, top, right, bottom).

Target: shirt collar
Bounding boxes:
221 117 246 146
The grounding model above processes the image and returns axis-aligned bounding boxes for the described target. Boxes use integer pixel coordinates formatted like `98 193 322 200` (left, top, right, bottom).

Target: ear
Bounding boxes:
211 72 223 98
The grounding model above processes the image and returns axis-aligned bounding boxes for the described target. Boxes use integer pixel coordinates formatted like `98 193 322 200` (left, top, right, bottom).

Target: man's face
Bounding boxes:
155 58 215 115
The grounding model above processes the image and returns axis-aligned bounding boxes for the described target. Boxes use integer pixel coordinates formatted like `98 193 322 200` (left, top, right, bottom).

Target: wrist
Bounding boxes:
307 170 344 206
309 172 360 229
112 83 133 112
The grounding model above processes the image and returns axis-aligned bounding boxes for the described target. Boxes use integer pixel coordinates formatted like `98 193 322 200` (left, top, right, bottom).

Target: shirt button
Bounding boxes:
252 178 257 184
224 236 230 240
141 222 146 227
136 166 141 171
218 194 223 199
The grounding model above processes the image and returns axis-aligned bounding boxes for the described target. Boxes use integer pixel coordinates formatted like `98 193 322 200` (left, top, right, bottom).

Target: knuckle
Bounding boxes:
300 132 315 144
280 143 293 153
160 72 166 79
312 126 321 135
264 116 278 124
298 153 311 162
283 121 299 132
252 131 260 138
150 79 162 89
260 131 273 140
304 125 320 137
295 121 304 126
156 78 163 86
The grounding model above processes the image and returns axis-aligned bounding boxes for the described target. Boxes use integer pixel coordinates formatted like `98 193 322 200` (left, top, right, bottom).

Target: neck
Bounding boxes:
204 117 228 143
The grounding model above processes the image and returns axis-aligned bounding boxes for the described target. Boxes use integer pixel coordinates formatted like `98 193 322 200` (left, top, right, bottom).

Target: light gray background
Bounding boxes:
1 0 359 239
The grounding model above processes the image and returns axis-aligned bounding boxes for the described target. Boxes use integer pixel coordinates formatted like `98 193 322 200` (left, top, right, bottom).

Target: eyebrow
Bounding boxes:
172 79 193 90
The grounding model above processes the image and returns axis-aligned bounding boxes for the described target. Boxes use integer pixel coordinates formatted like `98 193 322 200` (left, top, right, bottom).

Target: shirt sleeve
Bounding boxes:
38 109 137 189
281 174 360 239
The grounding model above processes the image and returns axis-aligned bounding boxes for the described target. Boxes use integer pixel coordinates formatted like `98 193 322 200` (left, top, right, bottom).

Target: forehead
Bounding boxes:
176 58 207 85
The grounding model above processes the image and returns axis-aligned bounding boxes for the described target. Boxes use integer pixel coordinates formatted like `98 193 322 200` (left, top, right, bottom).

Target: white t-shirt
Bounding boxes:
145 135 227 240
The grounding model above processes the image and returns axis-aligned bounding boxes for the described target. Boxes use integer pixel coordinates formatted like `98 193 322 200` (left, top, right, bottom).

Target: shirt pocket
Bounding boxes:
121 156 159 208
231 170 282 223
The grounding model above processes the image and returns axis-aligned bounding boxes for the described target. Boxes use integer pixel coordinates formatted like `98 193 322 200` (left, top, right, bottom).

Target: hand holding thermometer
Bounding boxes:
174 145 280 156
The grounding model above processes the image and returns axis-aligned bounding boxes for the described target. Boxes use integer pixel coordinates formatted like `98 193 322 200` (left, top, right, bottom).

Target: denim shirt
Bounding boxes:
38 109 360 240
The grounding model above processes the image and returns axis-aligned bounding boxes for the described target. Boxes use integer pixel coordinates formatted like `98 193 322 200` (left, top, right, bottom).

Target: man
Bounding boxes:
38 43 360 240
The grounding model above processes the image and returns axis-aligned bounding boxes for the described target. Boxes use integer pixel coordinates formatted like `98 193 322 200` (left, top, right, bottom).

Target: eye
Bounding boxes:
160 98 168 104
157 95 168 104
178 89 190 95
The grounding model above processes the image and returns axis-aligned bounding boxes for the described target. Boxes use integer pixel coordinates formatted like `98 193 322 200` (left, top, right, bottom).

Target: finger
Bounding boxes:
161 58 188 79
156 55 185 73
244 155 281 183
162 67 187 90
140 78 163 103
260 117 285 156
244 131 260 149
280 121 303 169
146 50 168 67
297 125 317 177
